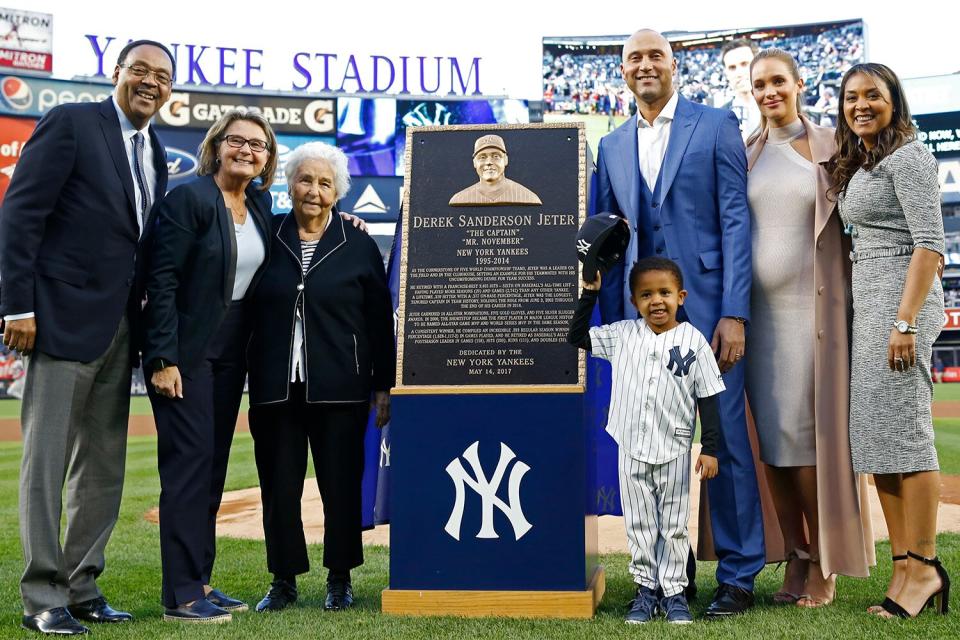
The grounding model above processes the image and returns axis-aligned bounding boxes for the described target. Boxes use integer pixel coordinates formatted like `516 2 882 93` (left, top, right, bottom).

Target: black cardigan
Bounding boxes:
142 175 271 373
246 211 395 405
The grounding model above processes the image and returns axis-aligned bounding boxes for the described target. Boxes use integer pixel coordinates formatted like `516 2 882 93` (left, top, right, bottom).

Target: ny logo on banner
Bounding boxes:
444 441 532 541
666 346 696 377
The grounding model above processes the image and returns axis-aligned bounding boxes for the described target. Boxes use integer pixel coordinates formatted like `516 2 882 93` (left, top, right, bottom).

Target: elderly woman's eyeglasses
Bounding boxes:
119 63 173 86
220 135 270 153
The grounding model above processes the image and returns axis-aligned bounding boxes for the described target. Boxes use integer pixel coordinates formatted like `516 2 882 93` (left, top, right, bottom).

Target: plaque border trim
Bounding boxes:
395 122 588 393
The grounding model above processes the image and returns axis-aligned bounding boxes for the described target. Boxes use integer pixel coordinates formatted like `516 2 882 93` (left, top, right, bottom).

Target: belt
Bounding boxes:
849 245 914 263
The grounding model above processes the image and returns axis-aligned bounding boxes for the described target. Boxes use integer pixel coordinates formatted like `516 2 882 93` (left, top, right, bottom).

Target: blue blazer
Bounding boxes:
0 98 167 362
595 94 751 333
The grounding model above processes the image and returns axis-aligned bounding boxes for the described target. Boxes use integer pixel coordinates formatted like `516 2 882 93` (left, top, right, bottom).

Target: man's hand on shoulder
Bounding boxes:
3 316 36 355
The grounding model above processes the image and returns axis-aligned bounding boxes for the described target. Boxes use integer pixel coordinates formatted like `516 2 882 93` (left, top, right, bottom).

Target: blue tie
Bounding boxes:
132 132 151 235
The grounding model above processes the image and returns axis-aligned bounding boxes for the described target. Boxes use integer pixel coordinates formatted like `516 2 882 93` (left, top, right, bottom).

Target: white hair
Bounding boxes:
284 142 351 199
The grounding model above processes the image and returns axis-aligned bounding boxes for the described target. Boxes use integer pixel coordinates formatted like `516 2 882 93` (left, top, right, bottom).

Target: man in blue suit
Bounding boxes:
596 29 764 617
0 40 173 635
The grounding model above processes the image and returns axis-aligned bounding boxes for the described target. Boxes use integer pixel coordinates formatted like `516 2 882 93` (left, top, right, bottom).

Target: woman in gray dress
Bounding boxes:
745 49 872 609
830 63 949 619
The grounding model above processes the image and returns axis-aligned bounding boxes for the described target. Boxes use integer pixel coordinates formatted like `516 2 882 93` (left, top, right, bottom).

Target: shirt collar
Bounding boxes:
111 95 150 140
638 91 679 129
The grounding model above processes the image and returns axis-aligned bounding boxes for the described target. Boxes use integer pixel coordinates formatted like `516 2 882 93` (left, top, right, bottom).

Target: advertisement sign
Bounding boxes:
158 90 336 135
0 75 111 118
337 97 397 177
0 8 52 73
915 112 960 160
338 176 403 222
0 113 34 202
153 127 205 192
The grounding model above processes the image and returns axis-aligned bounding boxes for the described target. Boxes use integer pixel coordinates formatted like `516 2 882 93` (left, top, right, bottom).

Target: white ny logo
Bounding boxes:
379 438 390 468
444 441 532 541
576 238 592 255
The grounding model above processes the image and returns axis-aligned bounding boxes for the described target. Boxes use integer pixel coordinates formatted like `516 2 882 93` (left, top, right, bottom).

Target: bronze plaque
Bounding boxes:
396 123 587 391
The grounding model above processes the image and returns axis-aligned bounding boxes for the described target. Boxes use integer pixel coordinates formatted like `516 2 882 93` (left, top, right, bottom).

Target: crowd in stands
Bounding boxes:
543 24 864 124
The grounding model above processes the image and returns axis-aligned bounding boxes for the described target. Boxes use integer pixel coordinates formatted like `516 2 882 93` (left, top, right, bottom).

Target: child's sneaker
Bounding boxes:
661 593 693 624
624 586 659 624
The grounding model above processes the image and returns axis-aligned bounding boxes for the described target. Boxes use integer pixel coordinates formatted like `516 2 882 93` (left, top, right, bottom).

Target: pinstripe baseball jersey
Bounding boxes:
589 319 725 464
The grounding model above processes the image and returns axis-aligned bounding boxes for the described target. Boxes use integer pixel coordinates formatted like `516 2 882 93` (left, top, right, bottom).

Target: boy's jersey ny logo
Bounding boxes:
666 346 696 377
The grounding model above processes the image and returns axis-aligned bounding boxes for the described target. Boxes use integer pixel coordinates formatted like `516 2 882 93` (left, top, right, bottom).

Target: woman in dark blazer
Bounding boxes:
143 110 277 623
246 141 393 614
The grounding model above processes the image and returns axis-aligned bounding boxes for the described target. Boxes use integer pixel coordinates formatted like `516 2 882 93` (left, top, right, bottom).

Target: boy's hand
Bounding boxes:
581 272 601 291
695 454 718 480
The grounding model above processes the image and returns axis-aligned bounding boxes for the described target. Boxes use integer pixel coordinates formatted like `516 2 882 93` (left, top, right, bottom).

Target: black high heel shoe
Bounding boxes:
880 551 950 618
867 555 907 614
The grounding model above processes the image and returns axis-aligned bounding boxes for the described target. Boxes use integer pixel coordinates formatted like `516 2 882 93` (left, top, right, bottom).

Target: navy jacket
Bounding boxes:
142 174 271 373
0 98 167 362
247 211 394 405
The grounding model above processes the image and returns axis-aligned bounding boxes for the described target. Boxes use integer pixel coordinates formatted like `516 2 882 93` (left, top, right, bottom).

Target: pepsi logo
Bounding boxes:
0 77 33 111
165 147 198 179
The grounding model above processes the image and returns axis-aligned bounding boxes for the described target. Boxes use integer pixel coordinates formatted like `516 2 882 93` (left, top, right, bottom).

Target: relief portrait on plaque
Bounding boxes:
448 134 542 207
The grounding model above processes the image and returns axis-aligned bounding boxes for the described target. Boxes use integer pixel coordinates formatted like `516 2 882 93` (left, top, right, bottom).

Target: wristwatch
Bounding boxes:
893 320 918 335
153 358 173 371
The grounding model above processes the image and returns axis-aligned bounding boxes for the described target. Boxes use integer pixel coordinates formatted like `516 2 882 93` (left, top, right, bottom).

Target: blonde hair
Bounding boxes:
746 48 804 147
196 109 278 191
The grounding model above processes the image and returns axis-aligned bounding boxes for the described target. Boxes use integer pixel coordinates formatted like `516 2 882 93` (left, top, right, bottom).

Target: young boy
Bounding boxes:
567 257 723 624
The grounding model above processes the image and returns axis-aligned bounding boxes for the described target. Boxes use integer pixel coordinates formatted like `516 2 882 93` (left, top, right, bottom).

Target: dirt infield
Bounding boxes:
144 457 960 553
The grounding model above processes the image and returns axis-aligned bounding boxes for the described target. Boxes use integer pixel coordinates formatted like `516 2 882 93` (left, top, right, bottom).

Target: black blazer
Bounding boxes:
247 211 394 405
142 174 271 373
0 98 167 362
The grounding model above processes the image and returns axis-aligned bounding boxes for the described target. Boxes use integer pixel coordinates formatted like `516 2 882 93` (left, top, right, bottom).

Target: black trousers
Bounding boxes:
149 303 248 608
249 383 368 578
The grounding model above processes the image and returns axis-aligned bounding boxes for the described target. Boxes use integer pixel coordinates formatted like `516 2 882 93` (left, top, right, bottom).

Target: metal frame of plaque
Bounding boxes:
395 122 588 394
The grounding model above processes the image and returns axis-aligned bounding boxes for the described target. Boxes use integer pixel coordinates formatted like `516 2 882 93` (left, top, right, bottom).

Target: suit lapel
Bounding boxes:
305 210 347 277
658 95 700 201
98 99 138 230
610 117 640 219
277 212 303 269
142 127 167 235
211 181 237 302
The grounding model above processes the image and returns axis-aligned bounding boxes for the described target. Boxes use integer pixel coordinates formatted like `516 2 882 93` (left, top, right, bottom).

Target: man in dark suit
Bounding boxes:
596 29 764 619
0 40 174 635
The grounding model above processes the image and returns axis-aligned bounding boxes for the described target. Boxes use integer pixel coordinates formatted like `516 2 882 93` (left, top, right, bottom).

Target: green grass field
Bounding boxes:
0 433 959 637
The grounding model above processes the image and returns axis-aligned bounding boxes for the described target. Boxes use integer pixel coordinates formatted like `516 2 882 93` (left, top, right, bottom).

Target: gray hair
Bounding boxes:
284 142 351 199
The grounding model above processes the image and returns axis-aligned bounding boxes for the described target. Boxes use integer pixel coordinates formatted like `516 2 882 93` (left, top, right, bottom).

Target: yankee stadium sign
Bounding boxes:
83 35 482 96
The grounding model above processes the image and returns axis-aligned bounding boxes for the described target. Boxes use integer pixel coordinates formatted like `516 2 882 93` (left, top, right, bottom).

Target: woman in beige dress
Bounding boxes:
744 48 873 608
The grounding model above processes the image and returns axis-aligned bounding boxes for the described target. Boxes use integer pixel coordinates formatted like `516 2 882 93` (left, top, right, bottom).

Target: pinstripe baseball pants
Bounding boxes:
618 448 691 597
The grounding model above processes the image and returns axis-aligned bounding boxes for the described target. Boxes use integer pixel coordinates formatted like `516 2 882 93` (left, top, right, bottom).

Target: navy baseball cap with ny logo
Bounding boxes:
575 213 630 283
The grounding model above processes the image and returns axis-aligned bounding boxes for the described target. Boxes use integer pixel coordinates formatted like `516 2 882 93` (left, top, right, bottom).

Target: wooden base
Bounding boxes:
381 566 604 619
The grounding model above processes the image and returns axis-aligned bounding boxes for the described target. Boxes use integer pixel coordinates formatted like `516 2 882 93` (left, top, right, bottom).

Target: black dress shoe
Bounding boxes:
21 608 89 635
206 588 249 612
255 578 298 613
68 597 133 623
324 575 354 611
163 598 231 623
705 583 755 618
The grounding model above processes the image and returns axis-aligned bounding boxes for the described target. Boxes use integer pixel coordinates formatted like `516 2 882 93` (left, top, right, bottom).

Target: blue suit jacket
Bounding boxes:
595 94 751 334
0 98 167 362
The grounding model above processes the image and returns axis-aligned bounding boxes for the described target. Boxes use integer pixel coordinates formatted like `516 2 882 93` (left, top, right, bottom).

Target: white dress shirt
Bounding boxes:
290 213 333 382
112 95 158 236
636 90 679 192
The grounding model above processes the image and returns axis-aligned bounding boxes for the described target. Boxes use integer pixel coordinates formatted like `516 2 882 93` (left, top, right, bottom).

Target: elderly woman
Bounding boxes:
143 110 277 622
744 49 872 608
246 142 393 613
831 63 948 619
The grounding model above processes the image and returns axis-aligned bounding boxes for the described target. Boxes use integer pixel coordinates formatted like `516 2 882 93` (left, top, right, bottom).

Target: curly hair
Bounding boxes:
827 63 915 202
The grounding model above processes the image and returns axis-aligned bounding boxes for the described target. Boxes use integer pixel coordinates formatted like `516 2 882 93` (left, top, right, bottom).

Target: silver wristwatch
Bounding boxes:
893 319 918 335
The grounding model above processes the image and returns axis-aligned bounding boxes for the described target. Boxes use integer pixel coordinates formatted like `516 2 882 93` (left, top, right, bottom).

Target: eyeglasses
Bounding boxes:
220 134 270 153
119 63 173 86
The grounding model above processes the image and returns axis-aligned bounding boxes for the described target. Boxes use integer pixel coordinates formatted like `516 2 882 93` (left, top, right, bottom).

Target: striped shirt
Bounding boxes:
589 319 725 464
290 239 320 382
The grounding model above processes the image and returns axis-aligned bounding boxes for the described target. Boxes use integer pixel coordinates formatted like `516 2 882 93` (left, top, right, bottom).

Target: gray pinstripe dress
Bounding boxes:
839 140 944 474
